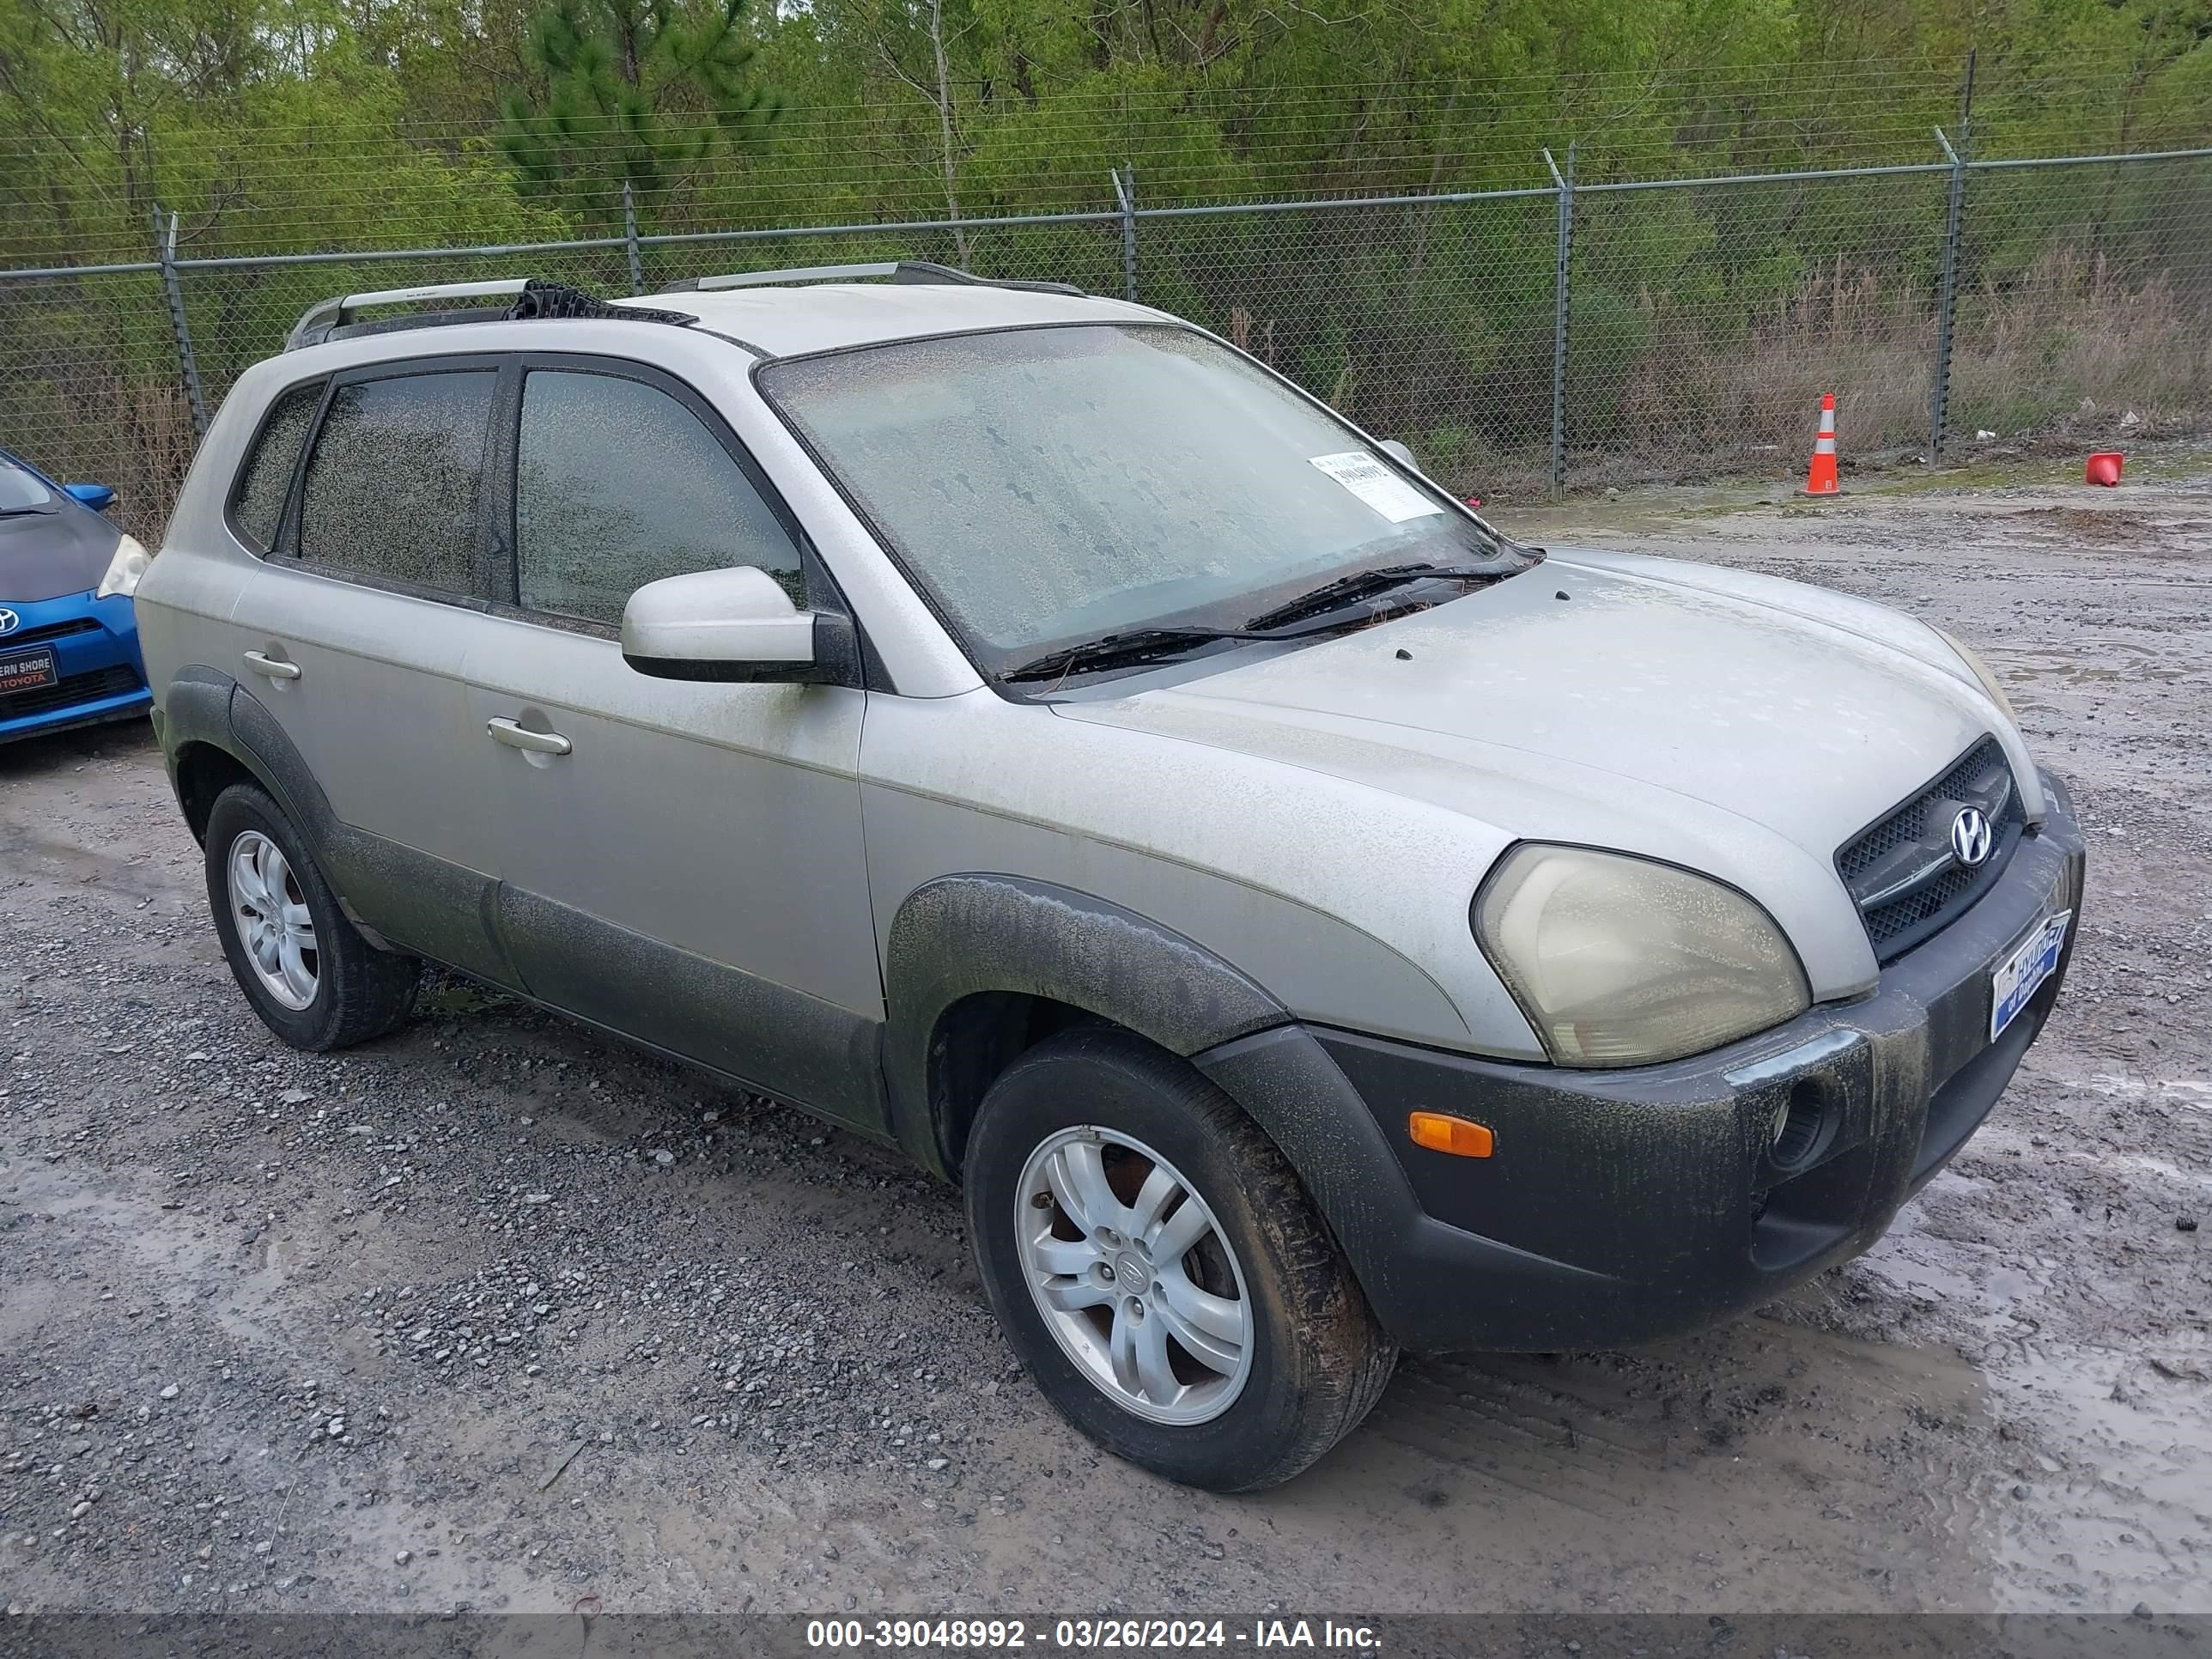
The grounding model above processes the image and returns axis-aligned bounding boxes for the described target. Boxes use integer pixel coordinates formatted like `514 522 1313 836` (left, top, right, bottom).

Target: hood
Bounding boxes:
1054 550 2034 997
0 496 123 604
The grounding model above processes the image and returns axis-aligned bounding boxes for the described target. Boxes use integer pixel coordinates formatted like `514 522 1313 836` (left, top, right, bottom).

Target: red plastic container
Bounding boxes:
2086 451 2124 486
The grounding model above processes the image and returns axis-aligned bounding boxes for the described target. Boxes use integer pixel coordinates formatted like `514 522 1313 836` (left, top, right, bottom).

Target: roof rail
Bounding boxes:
284 277 694 351
659 258 1086 298
668 262 897 291
287 279 530 349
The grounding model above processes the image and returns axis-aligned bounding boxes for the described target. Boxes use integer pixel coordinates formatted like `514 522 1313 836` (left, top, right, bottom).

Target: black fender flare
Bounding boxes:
160 666 343 857
882 874 1290 1176
159 665 239 769
223 679 346 853
166 673 511 975
882 874 1457 1336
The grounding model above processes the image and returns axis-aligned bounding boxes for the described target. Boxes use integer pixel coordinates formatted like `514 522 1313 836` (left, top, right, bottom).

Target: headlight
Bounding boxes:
94 534 152 600
1474 845 1811 1067
1932 625 2018 728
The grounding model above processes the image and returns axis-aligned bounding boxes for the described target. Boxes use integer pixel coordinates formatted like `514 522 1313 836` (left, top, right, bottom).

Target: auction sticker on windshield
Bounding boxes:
1309 452 1443 523
1992 909 2069 1042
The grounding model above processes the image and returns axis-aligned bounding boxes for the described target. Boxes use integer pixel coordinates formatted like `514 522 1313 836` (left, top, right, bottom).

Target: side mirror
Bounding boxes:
65 483 116 512
1376 439 1422 474
620 565 853 684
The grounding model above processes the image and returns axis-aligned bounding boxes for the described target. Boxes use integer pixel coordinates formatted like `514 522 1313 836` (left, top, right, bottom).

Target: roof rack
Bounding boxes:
283 278 694 351
659 258 1086 298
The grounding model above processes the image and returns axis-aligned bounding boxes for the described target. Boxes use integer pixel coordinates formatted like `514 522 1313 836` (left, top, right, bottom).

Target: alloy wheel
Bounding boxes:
1012 1126 1253 1425
227 830 320 1011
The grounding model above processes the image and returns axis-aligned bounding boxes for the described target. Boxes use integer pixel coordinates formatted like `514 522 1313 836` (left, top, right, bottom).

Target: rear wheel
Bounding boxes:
204 782 416 1051
965 1028 1396 1491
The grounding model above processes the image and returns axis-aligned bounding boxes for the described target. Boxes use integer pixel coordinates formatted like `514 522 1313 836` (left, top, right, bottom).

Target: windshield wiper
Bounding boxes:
1003 607 1388 684
1242 562 1510 632
1000 625 1262 684
1001 561 1522 687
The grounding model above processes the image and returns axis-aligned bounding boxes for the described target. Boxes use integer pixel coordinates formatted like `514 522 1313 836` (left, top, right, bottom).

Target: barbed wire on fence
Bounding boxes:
9 58 2207 269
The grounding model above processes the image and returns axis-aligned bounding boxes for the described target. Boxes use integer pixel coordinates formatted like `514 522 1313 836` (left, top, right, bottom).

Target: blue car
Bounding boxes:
0 447 153 746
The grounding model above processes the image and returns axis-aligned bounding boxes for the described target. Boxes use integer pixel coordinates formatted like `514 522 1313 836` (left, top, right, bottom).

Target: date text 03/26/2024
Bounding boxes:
805 1619 1383 1650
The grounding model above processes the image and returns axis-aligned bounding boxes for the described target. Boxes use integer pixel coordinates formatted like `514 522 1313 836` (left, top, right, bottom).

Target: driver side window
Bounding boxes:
514 368 804 628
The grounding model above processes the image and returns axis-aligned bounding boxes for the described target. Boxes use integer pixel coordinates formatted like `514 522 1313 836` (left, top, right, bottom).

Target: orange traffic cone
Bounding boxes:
1803 393 1840 495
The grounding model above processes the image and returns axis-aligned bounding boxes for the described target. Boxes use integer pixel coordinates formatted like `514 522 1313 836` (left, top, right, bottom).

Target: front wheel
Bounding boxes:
964 1029 1396 1491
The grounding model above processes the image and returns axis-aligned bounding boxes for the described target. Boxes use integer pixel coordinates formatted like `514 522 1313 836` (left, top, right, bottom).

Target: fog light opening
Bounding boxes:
1770 1082 1828 1169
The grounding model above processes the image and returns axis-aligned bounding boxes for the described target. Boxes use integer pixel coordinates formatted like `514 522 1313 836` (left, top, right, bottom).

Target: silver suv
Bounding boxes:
132 266 2085 1491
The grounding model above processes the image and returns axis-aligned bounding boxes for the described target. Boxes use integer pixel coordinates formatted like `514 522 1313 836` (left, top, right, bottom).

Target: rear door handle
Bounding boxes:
242 650 301 681
486 716 572 757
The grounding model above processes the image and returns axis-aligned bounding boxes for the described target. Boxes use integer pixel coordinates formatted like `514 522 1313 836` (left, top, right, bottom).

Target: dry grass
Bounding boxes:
17 374 200 539
1949 246 2212 437
1540 245 2211 492
1601 257 1936 472
106 375 200 536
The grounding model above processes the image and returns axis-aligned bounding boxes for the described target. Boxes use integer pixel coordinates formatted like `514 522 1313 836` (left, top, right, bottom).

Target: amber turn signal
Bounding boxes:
1407 1111 1494 1158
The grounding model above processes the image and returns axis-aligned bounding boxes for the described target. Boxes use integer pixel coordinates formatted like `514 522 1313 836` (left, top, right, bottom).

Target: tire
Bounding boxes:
204 781 417 1051
964 1027 1397 1491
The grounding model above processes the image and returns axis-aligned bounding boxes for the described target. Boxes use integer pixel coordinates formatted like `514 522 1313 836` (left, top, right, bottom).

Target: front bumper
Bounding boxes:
1204 772 2086 1353
0 590 150 746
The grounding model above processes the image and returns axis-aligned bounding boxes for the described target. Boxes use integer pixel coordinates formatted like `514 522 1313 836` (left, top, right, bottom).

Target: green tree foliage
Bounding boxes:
0 0 568 267
0 0 2205 518
495 0 781 228
7 0 2204 260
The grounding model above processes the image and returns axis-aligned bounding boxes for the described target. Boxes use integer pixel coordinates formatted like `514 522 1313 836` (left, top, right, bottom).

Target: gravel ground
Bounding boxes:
2 455 2208 1620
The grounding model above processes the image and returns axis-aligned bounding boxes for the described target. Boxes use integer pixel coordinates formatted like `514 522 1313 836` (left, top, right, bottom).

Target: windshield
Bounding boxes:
0 459 55 514
761 324 1529 675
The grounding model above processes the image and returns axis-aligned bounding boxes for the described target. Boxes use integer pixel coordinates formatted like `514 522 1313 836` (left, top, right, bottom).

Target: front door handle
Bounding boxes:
242 650 301 681
486 716 572 757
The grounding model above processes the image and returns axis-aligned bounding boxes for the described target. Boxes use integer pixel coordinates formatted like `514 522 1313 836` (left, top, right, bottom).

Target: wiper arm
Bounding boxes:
1243 562 1507 632
1000 625 1255 684
1002 607 1376 684
1001 565 1512 687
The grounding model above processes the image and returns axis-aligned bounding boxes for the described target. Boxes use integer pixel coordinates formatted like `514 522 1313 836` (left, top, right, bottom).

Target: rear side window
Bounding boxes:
298 369 495 593
229 381 323 551
514 368 802 627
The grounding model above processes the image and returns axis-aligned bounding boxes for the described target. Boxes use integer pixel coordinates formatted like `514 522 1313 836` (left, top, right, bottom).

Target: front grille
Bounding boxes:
1 617 101 647
1837 736 2021 962
0 662 142 720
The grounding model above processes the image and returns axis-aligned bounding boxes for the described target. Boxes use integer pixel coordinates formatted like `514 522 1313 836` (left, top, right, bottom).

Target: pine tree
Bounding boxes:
496 0 779 228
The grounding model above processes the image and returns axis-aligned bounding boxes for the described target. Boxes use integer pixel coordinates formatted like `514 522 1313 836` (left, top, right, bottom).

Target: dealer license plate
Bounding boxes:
0 642 58 697
1991 909 2070 1042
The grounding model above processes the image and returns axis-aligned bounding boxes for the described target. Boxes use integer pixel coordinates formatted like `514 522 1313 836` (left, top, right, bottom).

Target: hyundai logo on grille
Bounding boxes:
1950 806 1995 868
0 609 18 636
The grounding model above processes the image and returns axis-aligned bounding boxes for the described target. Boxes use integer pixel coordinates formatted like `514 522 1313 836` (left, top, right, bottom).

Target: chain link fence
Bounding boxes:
4 143 2208 538
1944 155 2212 445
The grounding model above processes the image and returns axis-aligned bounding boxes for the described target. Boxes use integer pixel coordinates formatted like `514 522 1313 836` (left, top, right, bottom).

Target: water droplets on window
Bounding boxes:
298 370 495 592
515 370 803 627
231 381 323 551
